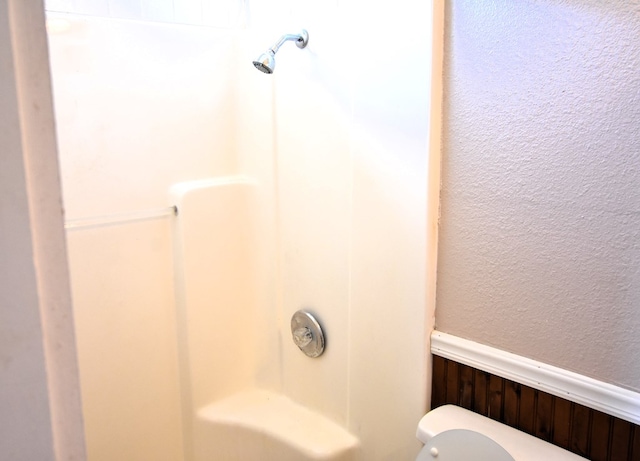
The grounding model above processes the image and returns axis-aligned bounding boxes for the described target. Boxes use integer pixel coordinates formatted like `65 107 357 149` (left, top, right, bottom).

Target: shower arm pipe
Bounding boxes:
268 30 309 54
253 29 308 74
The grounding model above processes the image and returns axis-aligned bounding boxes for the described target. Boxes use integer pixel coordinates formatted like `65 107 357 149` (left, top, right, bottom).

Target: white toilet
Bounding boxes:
416 405 587 460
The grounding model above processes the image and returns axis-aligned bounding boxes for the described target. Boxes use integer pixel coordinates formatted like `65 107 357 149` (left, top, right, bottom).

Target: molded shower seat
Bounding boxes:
194 389 360 461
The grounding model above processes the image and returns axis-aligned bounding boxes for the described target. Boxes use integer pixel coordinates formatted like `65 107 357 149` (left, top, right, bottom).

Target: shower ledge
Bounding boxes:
194 389 360 461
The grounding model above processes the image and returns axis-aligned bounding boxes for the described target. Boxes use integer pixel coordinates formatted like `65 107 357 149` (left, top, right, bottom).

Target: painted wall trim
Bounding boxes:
425 0 445 409
3 1 86 459
431 331 640 425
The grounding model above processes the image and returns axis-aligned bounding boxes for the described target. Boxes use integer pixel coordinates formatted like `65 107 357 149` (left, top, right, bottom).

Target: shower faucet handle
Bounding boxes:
290 310 325 358
292 327 313 348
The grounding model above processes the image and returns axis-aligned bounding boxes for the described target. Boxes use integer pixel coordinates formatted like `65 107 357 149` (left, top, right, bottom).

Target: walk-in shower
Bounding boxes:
253 29 309 74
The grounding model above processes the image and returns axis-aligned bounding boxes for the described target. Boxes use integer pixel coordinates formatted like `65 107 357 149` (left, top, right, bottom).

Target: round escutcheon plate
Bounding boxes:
290 310 325 358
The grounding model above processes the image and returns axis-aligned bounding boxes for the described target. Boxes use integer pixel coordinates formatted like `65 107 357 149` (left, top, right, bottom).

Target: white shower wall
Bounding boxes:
47 12 240 461
46 0 243 28
239 0 436 458
47 0 438 459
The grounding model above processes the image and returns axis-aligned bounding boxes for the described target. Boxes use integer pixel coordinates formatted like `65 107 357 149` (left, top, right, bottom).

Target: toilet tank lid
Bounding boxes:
417 405 587 460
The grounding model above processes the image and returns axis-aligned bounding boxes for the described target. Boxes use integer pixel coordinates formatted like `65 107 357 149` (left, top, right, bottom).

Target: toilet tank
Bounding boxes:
417 405 587 460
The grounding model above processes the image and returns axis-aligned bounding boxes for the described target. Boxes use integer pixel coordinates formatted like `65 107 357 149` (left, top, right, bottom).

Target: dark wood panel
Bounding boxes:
472 368 488 415
632 425 640 460
570 403 591 457
551 397 571 449
503 380 519 427
445 359 459 405
430 355 640 461
535 391 553 442
589 410 611 461
432 355 447 407
459 364 474 409
488 374 503 421
610 418 632 461
518 384 536 435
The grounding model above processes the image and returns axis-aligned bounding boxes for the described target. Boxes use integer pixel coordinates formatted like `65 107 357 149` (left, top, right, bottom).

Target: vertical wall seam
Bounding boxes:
443 358 449 404
500 377 506 421
550 393 556 443
271 78 285 392
470 364 476 411
482 371 488 417
456 359 462 406
345 21 355 427
587 407 594 458
533 389 539 437
606 416 614 461
568 401 575 452
516 382 521 432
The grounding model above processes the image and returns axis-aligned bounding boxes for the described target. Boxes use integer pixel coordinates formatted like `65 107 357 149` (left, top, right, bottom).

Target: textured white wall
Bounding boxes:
1 6 56 457
436 0 640 391
1 1 84 459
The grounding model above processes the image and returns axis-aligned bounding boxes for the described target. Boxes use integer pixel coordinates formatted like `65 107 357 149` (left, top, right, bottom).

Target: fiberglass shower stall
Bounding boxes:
46 1 438 459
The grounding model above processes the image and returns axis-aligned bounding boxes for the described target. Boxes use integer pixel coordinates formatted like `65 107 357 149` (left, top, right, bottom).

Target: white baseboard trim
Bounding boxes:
431 331 640 425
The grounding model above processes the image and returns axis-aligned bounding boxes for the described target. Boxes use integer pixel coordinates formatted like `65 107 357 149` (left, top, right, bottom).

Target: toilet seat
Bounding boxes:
416 429 515 461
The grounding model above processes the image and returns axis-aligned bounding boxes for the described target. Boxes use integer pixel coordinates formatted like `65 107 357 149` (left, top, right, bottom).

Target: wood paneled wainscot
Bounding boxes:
431 355 640 461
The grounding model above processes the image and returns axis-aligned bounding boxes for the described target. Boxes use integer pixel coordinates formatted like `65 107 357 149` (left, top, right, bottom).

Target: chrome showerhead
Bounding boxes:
252 29 308 75
253 50 276 74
